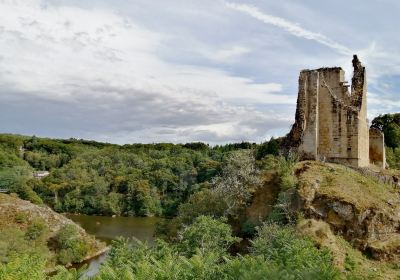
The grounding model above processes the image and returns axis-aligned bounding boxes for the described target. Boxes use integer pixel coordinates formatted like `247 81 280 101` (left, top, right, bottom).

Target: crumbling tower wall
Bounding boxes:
369 128 386 169
286 55 376 168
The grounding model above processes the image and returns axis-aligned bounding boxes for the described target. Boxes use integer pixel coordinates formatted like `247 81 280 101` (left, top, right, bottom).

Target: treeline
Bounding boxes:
0 134 279 217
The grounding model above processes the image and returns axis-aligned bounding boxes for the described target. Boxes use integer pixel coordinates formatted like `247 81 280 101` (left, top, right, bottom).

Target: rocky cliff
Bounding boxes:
293 161 400 261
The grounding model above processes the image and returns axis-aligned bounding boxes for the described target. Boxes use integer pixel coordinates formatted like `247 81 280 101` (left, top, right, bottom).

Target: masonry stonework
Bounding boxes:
369 128 386 169
286 55 385 168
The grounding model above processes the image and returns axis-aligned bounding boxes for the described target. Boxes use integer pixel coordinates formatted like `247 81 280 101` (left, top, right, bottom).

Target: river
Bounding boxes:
66 214 160 277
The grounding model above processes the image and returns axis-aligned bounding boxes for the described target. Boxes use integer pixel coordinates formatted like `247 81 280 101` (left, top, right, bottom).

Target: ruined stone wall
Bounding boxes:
286 55 373 168
297 70 319 159
369 128 386 169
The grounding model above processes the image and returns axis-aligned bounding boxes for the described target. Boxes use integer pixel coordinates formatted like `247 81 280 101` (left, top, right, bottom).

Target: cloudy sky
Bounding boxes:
1 0 400 144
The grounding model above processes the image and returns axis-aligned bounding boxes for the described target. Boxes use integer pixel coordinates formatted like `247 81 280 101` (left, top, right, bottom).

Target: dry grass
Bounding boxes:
298 218 400 280
296 161 400 212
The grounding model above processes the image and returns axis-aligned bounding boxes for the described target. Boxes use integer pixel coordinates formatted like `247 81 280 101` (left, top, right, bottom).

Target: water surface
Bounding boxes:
66 214 160 277
67 214 159 245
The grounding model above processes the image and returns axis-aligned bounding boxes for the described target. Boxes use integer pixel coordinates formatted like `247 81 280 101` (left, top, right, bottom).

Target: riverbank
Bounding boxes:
0 194 108 275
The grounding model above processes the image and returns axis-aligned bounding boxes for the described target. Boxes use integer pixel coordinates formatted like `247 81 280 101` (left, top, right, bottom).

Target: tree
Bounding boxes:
178 216 240 257
213 150 261 215
371 113 400 148
52 225 89 264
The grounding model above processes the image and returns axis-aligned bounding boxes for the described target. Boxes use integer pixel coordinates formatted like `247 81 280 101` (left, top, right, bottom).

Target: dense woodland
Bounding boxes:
0 113 399 279
0 134 262 217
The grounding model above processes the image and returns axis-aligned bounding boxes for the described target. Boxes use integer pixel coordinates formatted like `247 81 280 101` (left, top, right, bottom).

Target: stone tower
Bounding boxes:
286 55 385 168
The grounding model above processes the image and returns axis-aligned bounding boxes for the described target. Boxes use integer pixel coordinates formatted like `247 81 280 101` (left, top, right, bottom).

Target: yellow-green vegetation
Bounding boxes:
0 193 105 269
1 132 400 279
298 219 400 280
292 161 400 279
296 161 399 212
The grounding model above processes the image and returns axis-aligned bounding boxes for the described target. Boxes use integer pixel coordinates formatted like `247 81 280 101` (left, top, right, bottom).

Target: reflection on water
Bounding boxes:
66 214 160 277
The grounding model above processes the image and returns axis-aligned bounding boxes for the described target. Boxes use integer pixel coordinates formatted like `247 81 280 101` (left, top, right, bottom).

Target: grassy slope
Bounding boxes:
296 161 399 212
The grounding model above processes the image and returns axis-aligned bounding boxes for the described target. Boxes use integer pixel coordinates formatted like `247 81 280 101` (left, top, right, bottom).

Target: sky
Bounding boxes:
1 0 400 144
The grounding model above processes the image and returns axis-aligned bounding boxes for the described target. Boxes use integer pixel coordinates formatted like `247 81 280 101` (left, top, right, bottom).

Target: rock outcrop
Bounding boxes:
292 161 400 261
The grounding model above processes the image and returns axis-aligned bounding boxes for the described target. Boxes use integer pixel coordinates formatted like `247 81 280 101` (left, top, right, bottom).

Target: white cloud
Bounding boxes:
203 45 251 63
225 2 351 55
0 0 292 143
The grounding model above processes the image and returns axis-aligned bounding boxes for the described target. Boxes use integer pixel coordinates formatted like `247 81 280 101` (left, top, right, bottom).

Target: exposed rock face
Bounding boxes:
293 161 400 261
285 55 385 168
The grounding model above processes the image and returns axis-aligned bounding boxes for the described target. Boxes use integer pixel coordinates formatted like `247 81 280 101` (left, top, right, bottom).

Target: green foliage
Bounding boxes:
0 166 32 189
262 155 298 190
10 177 43 205
0 134 267 218
241 219 257 236
250 223 338 279
52 225 89 264
0 253 47 280
371 113 400 148
157 188 228 241
0 134 232 217
385 146 400 169
51 219 338 280
0 227 48 263
178 216 240 256
14 212 28 223
255 137 280 160
125 179 161 216
268 189 298 225
25 219 48 241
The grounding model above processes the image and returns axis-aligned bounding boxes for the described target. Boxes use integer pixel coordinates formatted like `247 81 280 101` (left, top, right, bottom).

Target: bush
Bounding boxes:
241 219 257 236
24 219 47 240
10 179 43 205
250 223 338 278
268 189 298 225
52 224 89 264
157 189 228 241
0 253 46 280
14 213 28 224
178 216 240 257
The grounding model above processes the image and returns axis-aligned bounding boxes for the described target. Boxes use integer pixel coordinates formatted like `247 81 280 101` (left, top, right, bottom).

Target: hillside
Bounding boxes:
237 159 400 279
0 193 106 269
292 161 400 278
294 161 400 257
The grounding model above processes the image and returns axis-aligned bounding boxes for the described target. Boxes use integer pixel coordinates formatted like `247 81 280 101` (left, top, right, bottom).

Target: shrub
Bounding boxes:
268 189 297 225
250 223 338 279
0 253 46 280
178 216 240 257
241 219 257 237
14 213 28 224
53 224 89 264
24 219 47 240
10 178 43 205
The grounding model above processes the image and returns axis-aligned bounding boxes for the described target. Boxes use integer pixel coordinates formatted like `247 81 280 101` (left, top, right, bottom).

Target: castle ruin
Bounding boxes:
286 55 385 168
